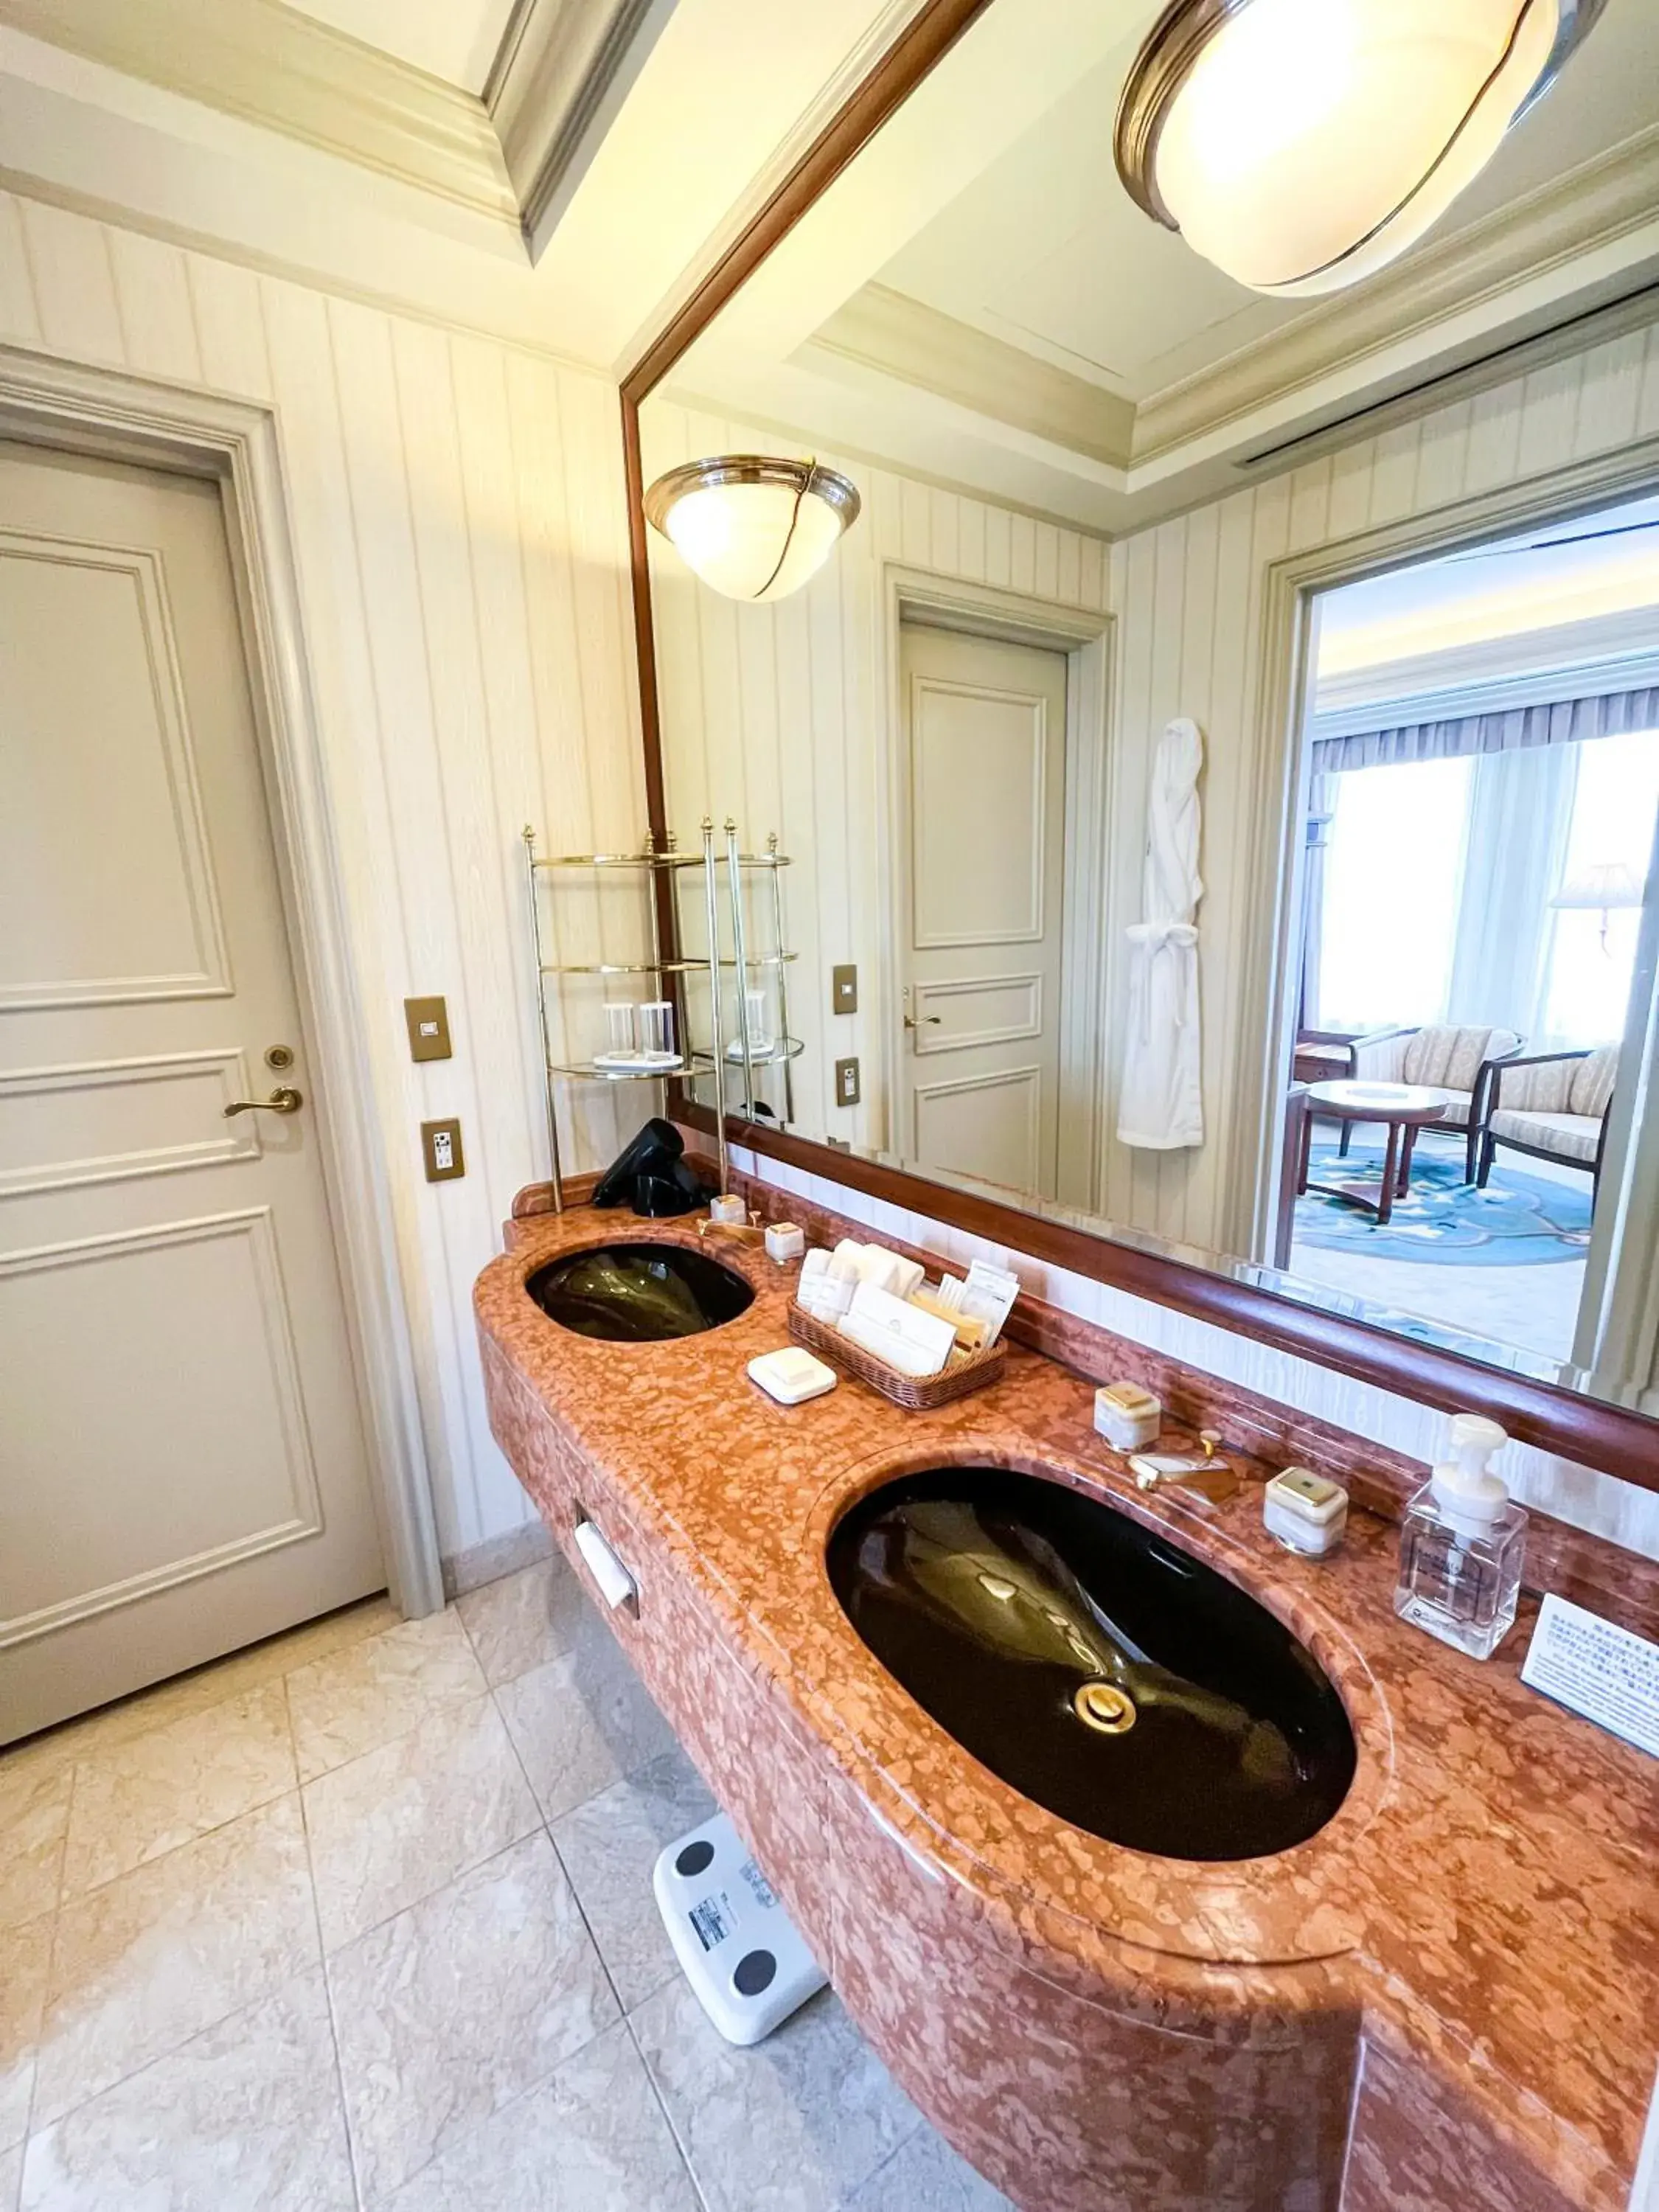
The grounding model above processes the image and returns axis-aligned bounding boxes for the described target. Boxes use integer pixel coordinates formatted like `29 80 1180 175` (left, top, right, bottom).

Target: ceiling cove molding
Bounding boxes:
487 0 679 260
655 379 1119 545
804 282 1135 468
613 0 939 374
1318 605 1659 719
1229 284 1659 478
1134 122 1659 467
0 0 518 226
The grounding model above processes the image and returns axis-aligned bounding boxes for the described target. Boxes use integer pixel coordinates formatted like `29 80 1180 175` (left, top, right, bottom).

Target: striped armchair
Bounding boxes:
1347 1023 1523 1183
1478 1044 1620 1197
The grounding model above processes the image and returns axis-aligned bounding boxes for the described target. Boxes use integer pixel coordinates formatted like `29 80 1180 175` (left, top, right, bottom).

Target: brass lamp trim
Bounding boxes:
1074 1680 1137 1735
1113 0 1610 281
642 455 862 537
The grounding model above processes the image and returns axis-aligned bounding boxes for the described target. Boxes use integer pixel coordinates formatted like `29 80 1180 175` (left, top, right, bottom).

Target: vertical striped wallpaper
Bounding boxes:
0 191 646 1560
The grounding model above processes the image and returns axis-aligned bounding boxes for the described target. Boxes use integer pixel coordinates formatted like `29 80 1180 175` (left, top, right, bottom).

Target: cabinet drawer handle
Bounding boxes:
574 1519 638 1610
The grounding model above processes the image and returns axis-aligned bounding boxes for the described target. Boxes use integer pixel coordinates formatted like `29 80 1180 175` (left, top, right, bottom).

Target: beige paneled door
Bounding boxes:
897 623 1068 1198
0 442 383 1743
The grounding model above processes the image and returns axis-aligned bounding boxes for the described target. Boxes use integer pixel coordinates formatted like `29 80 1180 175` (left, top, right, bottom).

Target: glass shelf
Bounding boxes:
538 957 710 978
692 1037 805 1069
547 1059 686 1084
538 953 795 977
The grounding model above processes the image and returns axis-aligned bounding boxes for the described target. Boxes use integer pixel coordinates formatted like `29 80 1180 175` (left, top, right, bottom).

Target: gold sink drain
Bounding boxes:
1073 1680 1136 1735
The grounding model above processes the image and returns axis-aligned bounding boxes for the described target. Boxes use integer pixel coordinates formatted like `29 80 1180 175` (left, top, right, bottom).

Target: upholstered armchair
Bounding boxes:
1343 1023 1524 1183
1478 1044 1620 1197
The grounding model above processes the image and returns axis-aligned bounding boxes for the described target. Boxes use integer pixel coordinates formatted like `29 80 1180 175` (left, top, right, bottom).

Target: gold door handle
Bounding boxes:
903 1015 942 1030
223 1086 304 1118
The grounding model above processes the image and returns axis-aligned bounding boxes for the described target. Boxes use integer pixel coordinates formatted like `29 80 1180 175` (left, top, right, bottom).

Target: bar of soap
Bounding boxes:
747 1347 838 1405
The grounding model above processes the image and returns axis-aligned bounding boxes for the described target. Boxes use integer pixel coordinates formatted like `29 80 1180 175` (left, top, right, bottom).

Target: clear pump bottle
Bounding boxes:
1394 1414 1526 1660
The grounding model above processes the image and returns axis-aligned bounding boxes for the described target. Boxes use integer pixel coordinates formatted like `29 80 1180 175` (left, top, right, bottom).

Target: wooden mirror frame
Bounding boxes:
615 0 1659 1494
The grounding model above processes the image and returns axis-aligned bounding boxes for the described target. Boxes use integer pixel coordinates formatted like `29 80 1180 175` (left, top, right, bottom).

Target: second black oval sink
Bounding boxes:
527 1242 754 1342
828 1467 1355 1863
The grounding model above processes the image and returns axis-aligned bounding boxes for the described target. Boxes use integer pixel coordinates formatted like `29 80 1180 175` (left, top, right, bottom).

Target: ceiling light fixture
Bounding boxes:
643 456 861 603
1114 0 1606 297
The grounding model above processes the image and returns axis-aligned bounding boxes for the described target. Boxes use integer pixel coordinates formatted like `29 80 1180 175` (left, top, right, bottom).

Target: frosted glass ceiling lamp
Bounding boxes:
644 456 860 604
1113 0 1606 297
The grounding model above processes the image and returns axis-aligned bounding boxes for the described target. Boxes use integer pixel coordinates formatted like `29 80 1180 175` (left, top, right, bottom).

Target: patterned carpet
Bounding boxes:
1295 1136 1593 1265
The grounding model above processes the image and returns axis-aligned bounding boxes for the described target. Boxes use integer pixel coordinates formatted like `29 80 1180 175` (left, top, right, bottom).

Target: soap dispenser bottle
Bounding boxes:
1394 1414 1526 1659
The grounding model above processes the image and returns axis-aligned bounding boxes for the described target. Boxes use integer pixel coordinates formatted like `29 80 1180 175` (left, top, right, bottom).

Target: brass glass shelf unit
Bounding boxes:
523 818 796 1207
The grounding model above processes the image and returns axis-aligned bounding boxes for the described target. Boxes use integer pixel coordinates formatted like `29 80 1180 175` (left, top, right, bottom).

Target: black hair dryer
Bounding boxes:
590 1119 712 1218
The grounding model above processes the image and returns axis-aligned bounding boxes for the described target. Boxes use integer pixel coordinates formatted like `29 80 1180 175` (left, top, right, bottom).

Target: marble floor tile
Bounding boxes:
19 1969 354 2212
843 2126 1013 2211
302 1693 539 1951
58 1683 297 1898
0 1915 50 2152
631 1978 922 2212
4 1599 396 1781
552 1744 715 2011
0 1764 70 1932
380 2020 700 2212
285 1609 485 1782
0 2143 19 2212
328 1830 618 2202
34 1792 319 2126
495 1613 677 1823
455 1557 589 1688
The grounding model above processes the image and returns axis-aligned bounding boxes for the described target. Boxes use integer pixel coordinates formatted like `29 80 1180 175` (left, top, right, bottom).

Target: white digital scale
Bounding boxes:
652 1811 827 2045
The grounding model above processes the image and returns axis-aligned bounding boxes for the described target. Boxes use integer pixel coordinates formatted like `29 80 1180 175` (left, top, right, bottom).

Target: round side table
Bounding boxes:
1298 1080 1450 1226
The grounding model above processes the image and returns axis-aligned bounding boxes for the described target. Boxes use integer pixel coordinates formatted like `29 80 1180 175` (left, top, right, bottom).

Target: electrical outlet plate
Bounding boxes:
835 1057 860 1107
405 996 453 1062
831 964 858 1015
421 1117 465 1181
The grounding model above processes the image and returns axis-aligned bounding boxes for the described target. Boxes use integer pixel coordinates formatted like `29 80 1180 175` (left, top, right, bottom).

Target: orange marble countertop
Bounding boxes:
475 1208 1658 2210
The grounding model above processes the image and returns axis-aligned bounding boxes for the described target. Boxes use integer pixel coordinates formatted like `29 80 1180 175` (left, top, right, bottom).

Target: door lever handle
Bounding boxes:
224 1086 304 1117
902 1015 942 1030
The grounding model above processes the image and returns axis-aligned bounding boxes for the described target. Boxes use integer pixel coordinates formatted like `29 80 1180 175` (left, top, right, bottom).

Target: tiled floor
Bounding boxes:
0 1559 1009 2212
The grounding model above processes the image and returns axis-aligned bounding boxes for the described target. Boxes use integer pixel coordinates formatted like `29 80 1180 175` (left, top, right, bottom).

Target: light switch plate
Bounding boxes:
835 1057 860 1107
405 996 452 1062
421 1118 465 1181
831 964 858 1015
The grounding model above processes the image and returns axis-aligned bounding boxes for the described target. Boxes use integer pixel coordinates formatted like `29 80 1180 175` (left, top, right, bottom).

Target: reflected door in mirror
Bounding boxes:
900 625 1067 1198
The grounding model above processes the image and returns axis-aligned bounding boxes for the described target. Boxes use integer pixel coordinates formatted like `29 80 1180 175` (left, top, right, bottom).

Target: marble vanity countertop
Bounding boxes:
475 1208 1658 2210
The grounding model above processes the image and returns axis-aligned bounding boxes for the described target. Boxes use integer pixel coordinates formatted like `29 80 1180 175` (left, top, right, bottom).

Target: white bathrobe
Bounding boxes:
1117 717 1204 1150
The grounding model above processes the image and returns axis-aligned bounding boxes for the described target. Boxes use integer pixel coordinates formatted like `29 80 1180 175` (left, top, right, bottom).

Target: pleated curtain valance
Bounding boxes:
1310 684 1659 775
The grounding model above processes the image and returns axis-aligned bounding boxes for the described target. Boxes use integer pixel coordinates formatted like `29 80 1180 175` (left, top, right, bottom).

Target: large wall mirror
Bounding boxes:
622 0 1659 1479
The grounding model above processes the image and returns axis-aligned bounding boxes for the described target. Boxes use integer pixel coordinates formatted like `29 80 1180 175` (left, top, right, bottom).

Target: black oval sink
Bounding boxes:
828 1468 1354 1862
527 1242 754 1342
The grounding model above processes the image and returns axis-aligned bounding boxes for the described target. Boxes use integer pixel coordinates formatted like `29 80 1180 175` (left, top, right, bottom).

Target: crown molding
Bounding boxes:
1313 604 1659 733
487 0 678 260
0 0 518 226
804 281 1135 467
1133 122 1659 467
612 0 938 374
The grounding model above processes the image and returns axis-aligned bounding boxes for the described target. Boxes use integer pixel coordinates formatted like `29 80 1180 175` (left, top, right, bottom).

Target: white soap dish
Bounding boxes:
747 1346 838 1405
653 1812 827 2046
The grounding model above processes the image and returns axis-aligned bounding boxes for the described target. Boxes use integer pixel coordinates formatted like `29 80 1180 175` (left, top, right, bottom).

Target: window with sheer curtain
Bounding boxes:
1313 729 1658 1046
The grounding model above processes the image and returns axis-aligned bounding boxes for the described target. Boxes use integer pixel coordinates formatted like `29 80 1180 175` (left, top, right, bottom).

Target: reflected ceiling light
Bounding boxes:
643 456 861 603
1113 0 1606 296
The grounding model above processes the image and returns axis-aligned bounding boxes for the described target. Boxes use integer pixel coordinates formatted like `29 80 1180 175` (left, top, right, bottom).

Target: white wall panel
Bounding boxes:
0 191 644 1562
